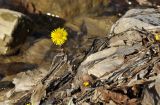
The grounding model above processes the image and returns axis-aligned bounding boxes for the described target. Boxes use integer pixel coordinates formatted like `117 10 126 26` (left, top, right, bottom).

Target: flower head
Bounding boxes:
26 102 32 105
83 81 90 87
155 33 160 41
51 28 68 46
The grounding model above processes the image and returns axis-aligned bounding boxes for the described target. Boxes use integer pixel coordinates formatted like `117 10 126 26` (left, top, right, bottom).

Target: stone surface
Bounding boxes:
136 0 152 6
141 88 155 105
88 56 124 78
77 44 142 79
13 67 47 92
76 9 151 82
81 47 118 66
0 9 32 55
110 8 160 34
155 76 160 97
109 31 142 46
136 0 160 6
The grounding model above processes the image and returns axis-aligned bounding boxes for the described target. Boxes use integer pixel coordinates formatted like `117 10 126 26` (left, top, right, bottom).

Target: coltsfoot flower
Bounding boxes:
83 81 90 87
51 28 68 46
155 33 160 41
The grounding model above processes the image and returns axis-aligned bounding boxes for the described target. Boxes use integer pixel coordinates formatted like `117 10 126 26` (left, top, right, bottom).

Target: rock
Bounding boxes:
116 44 142 56
92 87 137 105
141 87 158 105
31 83 46 105
0 9 32 55
136 0 160 6
13 67 48 92
110 8 160 35
136 0 152 6
81 47 118 66
88 56 124 78
77 43 142 79
109 31 142 46
155 76 160 97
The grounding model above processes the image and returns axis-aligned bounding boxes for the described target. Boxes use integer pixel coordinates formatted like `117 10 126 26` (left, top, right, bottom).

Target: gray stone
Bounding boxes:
110 8 160 35
0 9 32 55
141 88 155 105
88 56 124 78
155 76 160 97
77 44 142 78
109 31 142 46
81 47 118 66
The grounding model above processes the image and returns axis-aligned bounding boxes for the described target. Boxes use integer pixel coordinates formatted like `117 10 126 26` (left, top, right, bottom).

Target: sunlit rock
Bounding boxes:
0 9 32 55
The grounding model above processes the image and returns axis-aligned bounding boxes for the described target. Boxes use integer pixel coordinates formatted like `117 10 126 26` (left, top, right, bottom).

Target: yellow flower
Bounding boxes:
51 28 68 45
83 81 90 87
26 102 32 105
155 33 160 41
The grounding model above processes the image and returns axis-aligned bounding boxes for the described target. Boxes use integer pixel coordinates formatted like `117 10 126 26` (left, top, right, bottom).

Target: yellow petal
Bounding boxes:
155 34 160 41
51 28 68 46
83 81 90 87
26 102 32 105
